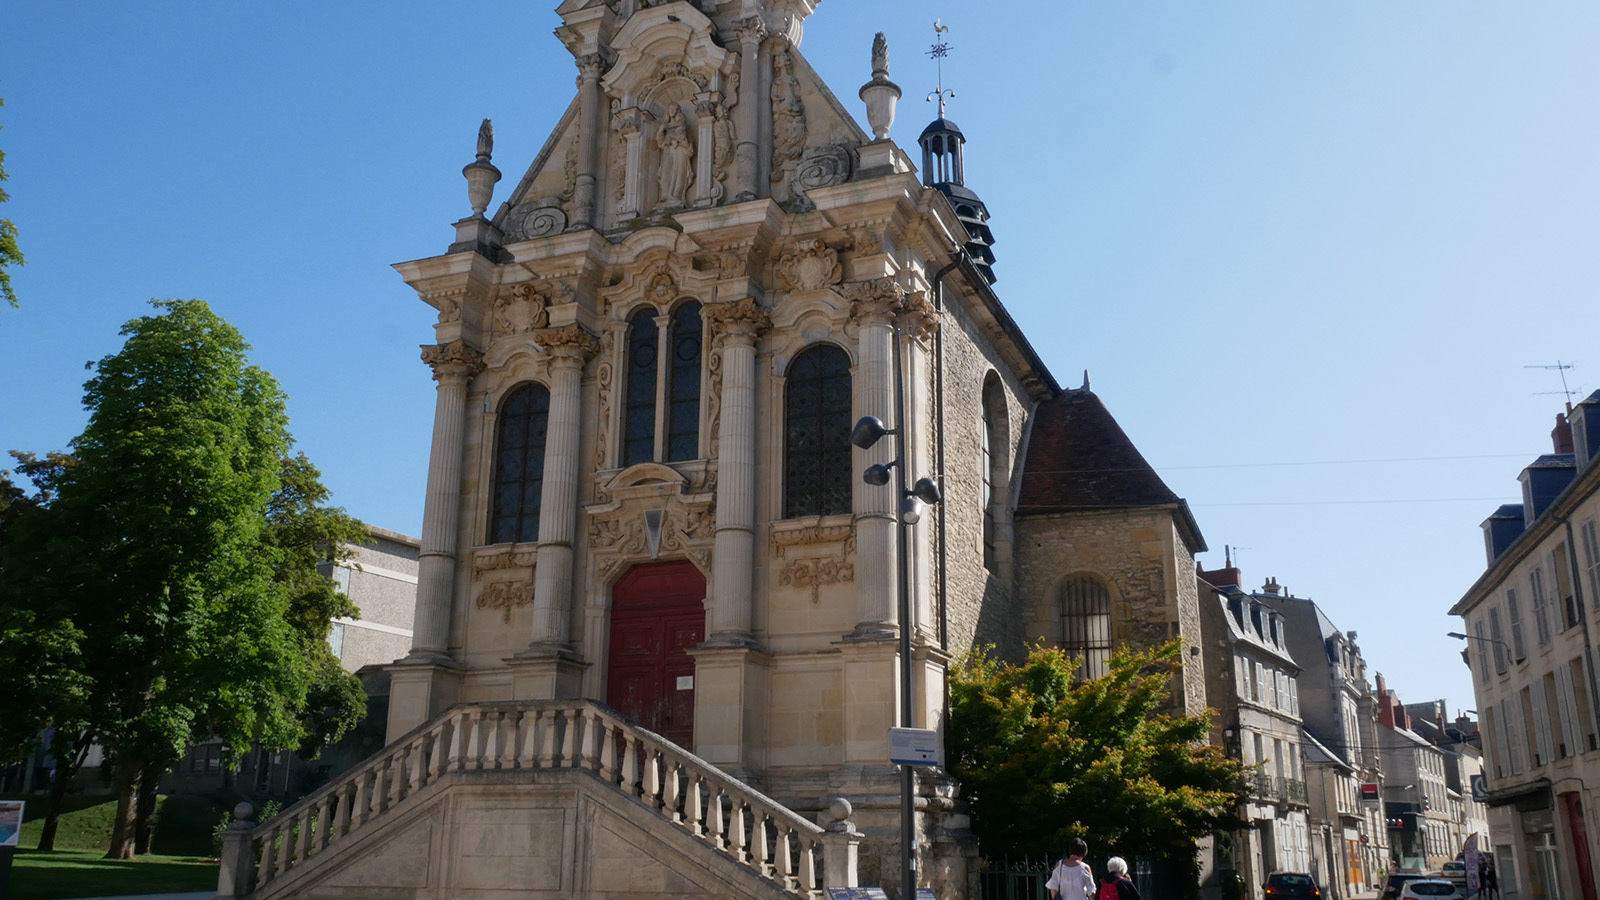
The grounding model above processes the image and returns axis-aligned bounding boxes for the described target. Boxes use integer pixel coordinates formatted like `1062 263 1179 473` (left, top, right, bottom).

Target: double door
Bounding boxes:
606 560 705 749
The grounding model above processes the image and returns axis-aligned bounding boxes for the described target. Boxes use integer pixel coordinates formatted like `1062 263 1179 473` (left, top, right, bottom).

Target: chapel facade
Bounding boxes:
371 0 1206 894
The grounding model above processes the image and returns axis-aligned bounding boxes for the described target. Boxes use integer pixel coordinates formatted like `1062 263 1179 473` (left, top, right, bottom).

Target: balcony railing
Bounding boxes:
1248 773 1310 806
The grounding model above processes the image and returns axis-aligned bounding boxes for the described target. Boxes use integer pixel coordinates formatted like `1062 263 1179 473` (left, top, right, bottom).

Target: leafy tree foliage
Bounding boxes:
0 300 353 859
948 641 1246 894
0 97 22 307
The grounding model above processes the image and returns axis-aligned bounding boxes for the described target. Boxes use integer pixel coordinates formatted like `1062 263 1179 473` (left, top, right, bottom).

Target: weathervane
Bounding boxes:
926 19 955 118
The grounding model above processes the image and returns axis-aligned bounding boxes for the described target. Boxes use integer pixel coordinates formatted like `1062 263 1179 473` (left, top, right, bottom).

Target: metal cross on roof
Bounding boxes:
926 19 955 118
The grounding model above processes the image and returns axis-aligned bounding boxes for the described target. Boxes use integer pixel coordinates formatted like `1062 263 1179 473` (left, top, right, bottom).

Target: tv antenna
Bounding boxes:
1525 361 1578 407
926 20 955 117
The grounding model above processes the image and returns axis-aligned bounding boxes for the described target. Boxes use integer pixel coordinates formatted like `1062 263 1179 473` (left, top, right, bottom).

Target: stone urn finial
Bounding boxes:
859 33 902 142
463 117 502 217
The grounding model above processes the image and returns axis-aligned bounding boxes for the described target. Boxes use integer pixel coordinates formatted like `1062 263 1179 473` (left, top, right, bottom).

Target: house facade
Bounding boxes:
1452 392 1600 900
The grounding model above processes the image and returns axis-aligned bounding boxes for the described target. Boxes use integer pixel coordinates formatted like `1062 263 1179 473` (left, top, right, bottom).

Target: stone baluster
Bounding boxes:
297 807 315 865
540 710 559 767
776 824 794 888
409 342 484 661
465 712 483 770
845 280 904 635
599 717 618 780
732 16 766 200
665 758 682 823
275 819 291 874
704 299 770 642
572 54 606 228
731 799 748 862
751 811 770 874
709 786 727 849
430 722 451 780
408 737 426 793
256 827 277 886
529 326 600 651
688 774 704 835
645 747 663 809
332 784 351 841
480 710 499 770
317 793 335 852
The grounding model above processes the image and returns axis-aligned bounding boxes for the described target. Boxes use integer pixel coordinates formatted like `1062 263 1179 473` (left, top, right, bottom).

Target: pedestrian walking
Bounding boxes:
1482 859 1499 900
1047 838 1095 900
1097 857 1141 900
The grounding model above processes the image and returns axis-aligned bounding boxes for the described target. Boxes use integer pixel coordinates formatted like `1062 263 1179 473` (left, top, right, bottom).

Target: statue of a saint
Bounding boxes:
770 49 807 187
655 104 695 208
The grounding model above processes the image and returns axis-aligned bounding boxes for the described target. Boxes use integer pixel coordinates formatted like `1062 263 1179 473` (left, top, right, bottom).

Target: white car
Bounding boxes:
1400 879 1466 900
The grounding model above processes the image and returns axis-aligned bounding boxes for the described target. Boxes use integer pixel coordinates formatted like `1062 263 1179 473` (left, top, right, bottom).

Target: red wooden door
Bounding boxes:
606 560 705 749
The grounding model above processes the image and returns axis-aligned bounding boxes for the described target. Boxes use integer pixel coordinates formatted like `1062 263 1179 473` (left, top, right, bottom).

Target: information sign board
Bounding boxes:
0 801 21 847
889 727 940 766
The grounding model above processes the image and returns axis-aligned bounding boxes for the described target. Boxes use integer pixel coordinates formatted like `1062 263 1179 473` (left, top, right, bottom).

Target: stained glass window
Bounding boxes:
623 309 659 468
1061 576 1112 680
784 344 852 518
490 382 551 544
665 302 703 462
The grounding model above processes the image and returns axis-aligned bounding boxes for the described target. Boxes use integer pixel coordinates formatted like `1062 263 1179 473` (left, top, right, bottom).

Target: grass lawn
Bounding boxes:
7 793 225 856
7 848 217 900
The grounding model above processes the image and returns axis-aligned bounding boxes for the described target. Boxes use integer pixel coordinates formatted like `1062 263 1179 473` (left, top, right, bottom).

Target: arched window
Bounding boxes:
490 383 551 545
784 344 852 518
665 301 702 462
1060 575 1112 680
623 308 659 468
981 374 1006 570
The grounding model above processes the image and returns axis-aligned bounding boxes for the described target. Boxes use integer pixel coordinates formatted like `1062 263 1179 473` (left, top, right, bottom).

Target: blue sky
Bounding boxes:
4 1 1597 715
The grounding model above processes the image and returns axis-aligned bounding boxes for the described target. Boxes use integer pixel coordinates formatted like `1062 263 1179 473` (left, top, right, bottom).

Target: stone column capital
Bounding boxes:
575 53 608 81
703 297 772 344
841 277 906 326
733 15 767 45
534 323 601 366
420 340 485 383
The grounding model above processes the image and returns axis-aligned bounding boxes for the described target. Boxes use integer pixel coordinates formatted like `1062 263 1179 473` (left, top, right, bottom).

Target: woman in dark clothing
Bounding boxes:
1099 857 1141 900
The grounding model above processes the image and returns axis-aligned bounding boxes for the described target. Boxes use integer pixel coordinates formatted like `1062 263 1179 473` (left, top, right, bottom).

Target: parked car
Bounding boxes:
1264 872 1322 900
1441 861 1468 887
1400 879 1467 900
1382 873 1433 900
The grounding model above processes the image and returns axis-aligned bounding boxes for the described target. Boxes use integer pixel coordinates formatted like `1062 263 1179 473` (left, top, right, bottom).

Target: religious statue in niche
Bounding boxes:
711 101 736 203
655 104 695 209
770 47 807 199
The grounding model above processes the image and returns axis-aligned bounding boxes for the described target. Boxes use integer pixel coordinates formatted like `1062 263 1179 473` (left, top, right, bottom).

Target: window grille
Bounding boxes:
623 309 659 468
1061 576 1112 680
490 382 551 544
783 344 853 518
665 302 703 462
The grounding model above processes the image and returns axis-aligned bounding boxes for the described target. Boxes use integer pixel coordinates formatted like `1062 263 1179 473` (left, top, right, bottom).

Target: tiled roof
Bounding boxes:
1016 388 1206 549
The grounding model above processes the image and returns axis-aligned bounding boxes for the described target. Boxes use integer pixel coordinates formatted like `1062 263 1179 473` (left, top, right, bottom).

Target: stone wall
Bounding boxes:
1015 507 1205 711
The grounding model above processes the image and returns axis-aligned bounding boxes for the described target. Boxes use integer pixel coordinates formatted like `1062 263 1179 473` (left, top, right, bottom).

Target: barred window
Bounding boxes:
783 344 853 518
665 301 703 462
1061 576 1112 680
490 382 551 545
623 309 660 468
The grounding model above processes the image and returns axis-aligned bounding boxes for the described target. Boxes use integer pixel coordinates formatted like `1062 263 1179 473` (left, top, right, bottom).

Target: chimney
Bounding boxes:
1262 577 1281 595
1375 673 1395 727
1199 562 1242 589
1554 413 1575 454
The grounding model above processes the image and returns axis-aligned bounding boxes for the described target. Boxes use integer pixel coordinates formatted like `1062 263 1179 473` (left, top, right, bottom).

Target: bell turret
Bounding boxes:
917 25 995 284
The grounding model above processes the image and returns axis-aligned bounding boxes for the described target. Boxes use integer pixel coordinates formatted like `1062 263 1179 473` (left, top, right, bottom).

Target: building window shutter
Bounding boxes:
1582 519 1600 612
1507 588 1526 659
1531 566 1552 645
1556 663 1582 759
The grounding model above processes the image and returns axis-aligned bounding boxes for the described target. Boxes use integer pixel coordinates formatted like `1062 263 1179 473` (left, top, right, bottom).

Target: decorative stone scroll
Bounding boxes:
420 340 485 381
772 523 857 605
473 545 538 574
478 580 535 624
789 144 853 208
775 238 842 292
506 202 568 241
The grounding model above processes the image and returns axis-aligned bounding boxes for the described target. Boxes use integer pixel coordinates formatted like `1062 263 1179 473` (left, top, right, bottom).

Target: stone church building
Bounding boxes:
219 3 1207 898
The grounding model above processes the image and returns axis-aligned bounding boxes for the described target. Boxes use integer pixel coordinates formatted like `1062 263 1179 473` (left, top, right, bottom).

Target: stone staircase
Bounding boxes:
215 699 860 900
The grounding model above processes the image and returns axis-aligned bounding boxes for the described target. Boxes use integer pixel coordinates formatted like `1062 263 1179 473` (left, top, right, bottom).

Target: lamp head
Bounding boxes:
850 416 890 450
910 476 942 506
899 497 922 525
1446 632 1468 640
863 462 895 486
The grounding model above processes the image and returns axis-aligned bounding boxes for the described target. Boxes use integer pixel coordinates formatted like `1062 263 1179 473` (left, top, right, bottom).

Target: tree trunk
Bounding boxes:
105 754 143 859
133 764 160 855
38 732 90 853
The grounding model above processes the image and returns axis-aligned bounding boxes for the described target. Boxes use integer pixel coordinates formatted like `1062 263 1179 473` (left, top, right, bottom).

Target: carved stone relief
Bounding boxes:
788 144 853 210
645 263 677 307
772 524 857 605
506 202 569 241
478 580 535 624
589 501 714 583
473 545 539 573
493 282 555 338
593 329 616 473
769 44 807 201
710 101 735 203
775 239 842 292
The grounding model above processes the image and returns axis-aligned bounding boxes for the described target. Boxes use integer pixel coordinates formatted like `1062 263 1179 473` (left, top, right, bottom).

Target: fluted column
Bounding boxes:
843 279 906 637
703 299 771 641
572 53 606 229
409 341 484 660
529 324 600 651
732 16 766 202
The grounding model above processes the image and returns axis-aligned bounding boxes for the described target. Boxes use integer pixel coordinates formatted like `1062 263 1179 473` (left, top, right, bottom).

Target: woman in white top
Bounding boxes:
1047 838 1096 900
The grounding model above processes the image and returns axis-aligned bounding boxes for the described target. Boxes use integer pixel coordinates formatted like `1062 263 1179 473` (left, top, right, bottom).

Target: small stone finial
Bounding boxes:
463 118 502 217
859 33 902 142
476 118 494 161
1081 369 1090 391
227 801 256 832
821 795 855 833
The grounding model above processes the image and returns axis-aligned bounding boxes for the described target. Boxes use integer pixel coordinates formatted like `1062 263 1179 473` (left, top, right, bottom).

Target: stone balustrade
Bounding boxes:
220 699 855 899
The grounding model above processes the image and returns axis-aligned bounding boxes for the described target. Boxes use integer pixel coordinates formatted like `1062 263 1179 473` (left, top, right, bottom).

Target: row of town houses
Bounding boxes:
1452 390 1600 900
1193 560 1489 900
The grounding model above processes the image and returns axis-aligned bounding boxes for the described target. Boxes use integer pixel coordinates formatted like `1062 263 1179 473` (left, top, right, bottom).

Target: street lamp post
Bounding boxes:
851 316 942 900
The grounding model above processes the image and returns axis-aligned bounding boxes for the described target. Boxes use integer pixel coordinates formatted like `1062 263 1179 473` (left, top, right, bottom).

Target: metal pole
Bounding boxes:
892 318 916 900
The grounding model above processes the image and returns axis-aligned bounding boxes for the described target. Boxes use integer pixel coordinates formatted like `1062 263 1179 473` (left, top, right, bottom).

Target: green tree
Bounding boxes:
948 641 1246 896
0 96 23 307
7 300 313 859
